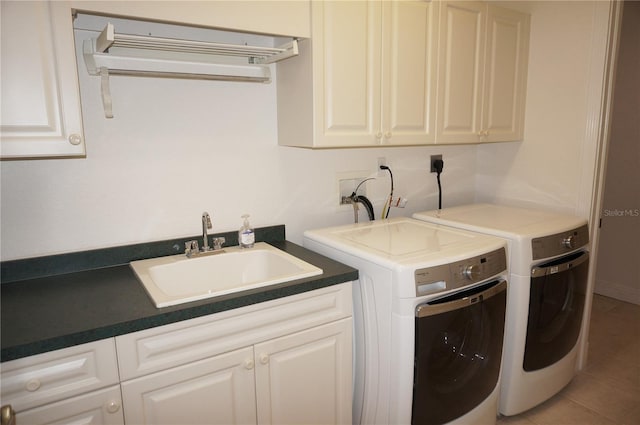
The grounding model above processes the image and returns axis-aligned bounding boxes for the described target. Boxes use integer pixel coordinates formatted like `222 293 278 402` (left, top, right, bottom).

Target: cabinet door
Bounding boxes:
436 1 486 144
311 0 382 147
382 0 438 145
121 347 256 425
482 5 530 142
16 386 123 425
0 1 85 159
254 318 352 425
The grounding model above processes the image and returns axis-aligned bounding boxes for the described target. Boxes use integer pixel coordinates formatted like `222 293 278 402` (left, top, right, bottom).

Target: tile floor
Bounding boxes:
497 294 640 425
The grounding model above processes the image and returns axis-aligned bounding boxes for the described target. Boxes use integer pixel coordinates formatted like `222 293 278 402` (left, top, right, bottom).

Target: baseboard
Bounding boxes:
594 279 640 305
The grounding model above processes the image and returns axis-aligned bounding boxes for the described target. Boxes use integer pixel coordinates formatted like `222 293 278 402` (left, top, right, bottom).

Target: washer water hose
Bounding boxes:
344 178 376 223
350 193 375 222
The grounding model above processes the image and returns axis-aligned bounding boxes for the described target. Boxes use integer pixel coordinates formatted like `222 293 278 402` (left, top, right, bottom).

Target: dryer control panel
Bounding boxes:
532 224 589 260
414 247 507 296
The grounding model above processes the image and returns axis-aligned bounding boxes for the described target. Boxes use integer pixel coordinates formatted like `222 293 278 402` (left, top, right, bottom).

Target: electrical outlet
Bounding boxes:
430 154 443 173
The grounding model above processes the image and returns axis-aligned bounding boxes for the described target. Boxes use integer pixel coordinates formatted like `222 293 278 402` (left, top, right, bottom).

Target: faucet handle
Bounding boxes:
212 237 226 250
185 240 199 257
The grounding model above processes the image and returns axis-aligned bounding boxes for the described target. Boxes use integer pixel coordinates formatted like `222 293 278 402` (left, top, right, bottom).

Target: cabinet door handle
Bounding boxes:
384 131 392 139
375 132 383 140
105 399 121 414
1 405 15 425
244 358 255 370
259 353 269 365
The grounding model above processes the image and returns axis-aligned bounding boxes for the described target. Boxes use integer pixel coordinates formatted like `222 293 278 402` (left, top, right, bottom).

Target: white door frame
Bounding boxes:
576 0 624 370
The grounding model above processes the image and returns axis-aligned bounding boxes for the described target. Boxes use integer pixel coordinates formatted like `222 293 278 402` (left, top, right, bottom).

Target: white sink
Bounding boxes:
131 242 323 308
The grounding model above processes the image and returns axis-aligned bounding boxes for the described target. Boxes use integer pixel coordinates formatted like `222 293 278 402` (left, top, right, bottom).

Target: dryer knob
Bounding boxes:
463 265 481 280
563 235 576 249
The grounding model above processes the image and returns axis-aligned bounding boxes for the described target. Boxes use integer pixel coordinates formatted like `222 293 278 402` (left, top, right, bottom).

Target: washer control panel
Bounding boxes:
414 247 507 296
532 224 589 260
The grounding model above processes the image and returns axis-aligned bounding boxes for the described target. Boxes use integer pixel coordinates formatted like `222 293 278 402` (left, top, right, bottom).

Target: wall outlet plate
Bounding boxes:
430 154 443 173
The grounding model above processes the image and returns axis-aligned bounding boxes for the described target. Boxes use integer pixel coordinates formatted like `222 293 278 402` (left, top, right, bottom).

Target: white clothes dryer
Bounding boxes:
304 218 509 425
413 204 589 416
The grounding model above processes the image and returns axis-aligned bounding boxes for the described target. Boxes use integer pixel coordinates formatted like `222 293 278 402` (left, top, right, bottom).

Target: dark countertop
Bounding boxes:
1 236 357 362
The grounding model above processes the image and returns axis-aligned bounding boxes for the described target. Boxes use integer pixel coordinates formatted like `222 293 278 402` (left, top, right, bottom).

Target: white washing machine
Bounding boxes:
413 204 590 416
304 218 509 425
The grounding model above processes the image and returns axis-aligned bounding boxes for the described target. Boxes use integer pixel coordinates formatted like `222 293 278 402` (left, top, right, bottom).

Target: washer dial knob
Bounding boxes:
563 235 576 249
463 264 481 280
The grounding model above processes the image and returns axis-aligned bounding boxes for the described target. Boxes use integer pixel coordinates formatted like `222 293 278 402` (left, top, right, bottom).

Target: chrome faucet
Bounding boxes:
185 212 225 258
202 212 212 251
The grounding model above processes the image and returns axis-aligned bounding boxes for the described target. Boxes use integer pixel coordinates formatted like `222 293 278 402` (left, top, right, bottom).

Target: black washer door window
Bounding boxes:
524 251 589 371
412 280 507 425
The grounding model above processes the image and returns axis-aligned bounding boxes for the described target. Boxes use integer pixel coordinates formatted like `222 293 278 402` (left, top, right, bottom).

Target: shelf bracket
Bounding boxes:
99 67 114 118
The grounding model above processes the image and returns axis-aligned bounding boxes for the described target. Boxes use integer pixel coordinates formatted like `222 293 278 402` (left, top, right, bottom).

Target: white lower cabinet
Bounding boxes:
118 283 353 425
121 319 352 425
0 339 123 425
15 386 124 425
254 319 352 425
121 347 257 425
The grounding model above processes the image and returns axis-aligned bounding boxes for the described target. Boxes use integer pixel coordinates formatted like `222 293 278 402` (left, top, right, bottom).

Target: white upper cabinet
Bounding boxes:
436 1 530 144
277 0 438 148
383 1 439 145
0 1 85 159
482 4 530 142
435 1 486 144
279 0 529 148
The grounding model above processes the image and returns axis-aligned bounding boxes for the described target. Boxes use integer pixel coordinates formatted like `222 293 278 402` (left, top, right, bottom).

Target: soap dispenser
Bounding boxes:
239 214 255 248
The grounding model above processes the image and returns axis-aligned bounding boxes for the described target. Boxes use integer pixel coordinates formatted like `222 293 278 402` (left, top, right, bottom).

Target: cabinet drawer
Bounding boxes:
1 339 119 412
16 385 123 425
116 283 352 380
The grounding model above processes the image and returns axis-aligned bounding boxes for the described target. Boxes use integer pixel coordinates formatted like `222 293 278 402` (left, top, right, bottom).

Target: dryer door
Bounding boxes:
524 250 589 371
412 279 507 425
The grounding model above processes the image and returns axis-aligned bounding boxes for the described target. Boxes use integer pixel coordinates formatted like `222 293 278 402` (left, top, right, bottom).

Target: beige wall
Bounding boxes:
475 1 603 216
595 1 640 305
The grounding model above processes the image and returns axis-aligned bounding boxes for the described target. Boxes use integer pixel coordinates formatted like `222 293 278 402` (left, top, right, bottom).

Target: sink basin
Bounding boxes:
131 242 323 308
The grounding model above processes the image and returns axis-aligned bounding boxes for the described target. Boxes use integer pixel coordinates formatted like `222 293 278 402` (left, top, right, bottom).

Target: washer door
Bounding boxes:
524 250 589 371
412 279 507 425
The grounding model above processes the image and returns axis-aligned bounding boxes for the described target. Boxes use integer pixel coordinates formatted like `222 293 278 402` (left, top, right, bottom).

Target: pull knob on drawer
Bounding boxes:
25 379 41 392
